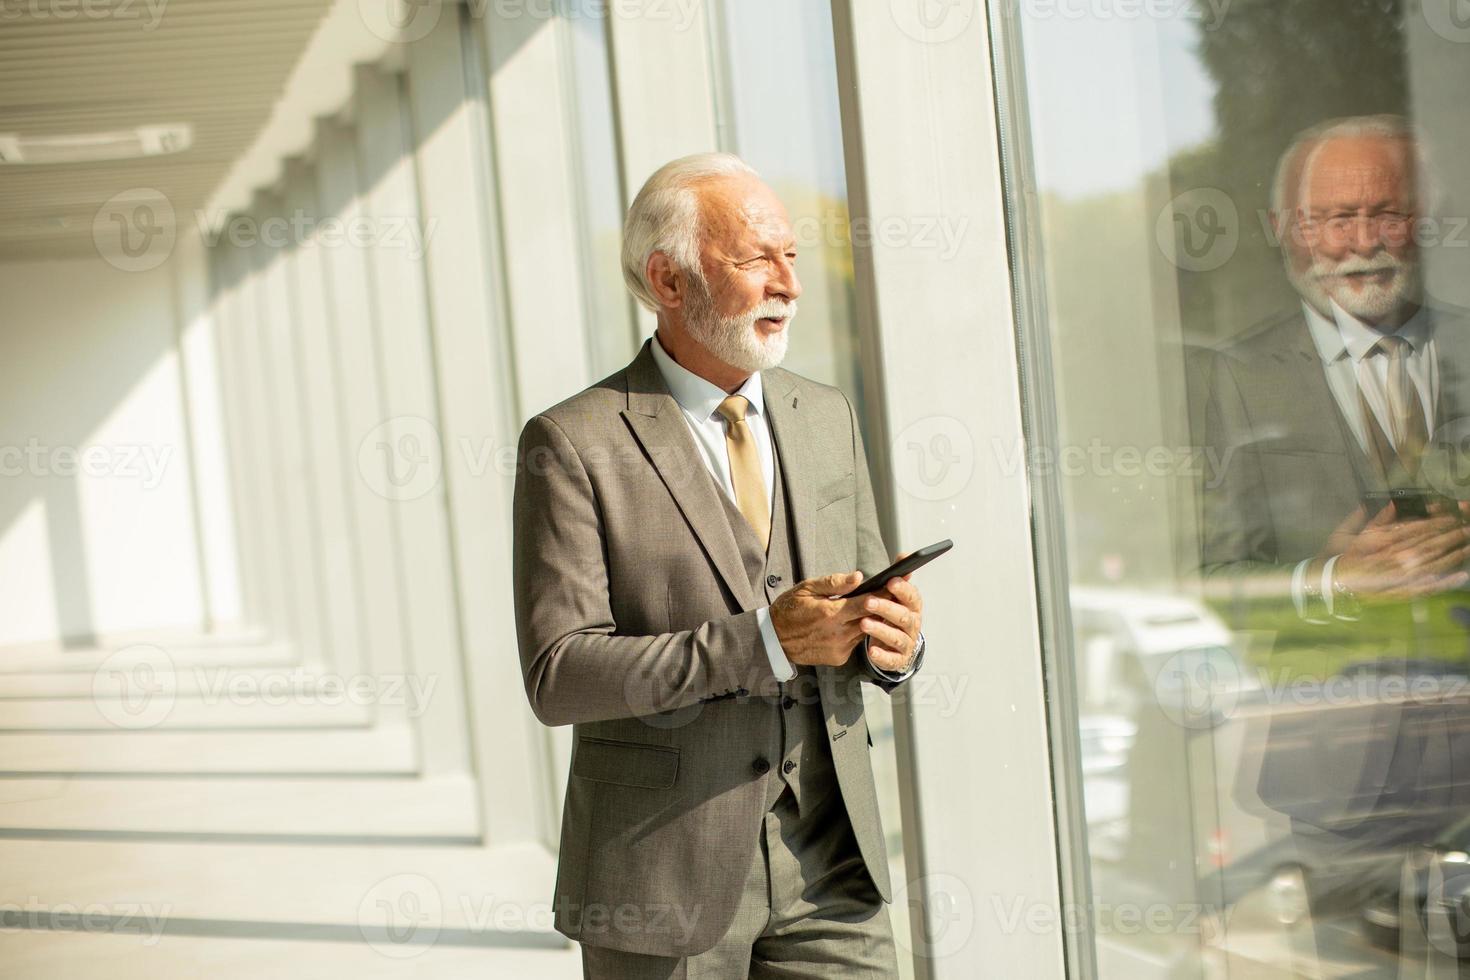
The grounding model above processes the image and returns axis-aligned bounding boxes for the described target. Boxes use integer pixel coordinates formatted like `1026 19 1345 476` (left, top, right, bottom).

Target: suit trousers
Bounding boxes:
580 785 899 979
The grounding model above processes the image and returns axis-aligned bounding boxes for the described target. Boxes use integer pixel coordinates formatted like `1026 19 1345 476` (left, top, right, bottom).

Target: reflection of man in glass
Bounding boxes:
1202 114 1470 971
1206 114 1470 611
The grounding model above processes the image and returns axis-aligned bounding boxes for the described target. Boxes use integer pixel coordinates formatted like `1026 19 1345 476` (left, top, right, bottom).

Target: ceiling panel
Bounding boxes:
0 0 333 260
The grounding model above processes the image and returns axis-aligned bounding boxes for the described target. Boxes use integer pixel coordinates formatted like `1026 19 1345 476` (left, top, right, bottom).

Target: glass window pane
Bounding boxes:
993 2 1470 977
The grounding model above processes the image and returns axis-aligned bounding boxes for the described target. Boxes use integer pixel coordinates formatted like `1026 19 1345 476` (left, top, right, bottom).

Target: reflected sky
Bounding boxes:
1020 14 1217 198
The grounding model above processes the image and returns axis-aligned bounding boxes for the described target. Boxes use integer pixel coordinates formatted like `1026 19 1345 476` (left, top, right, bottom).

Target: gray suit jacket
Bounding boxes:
1201 305 1470 828
512 340 913 956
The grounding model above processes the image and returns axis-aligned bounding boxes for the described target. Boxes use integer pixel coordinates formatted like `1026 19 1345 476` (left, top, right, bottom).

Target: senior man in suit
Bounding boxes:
512 152 925 978
1201 115 1470 969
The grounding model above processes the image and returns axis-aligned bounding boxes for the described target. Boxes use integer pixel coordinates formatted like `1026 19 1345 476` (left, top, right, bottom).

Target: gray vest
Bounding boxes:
711 442 840 815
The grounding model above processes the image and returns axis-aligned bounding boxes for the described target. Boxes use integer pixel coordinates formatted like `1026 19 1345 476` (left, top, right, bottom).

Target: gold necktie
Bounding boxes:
716 394 770 549
1357 334 1428 480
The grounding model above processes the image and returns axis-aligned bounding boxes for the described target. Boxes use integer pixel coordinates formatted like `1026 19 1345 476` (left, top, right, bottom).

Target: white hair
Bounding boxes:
1270 118 1337 217
621 152 759 313
1275 114 1432 216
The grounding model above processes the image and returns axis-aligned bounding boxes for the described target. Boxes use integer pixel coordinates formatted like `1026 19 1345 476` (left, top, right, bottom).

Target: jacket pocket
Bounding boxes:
572 736 679 789
816 472 856 510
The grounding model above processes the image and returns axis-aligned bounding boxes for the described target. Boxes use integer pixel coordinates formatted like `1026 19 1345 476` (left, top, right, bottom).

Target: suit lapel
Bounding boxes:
762 369 817 583
620 341 758 612
1278 312 1381 493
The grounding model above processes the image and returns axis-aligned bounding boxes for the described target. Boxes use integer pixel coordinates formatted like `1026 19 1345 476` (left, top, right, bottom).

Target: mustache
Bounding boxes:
745 299 797 321
1311 253 1405 280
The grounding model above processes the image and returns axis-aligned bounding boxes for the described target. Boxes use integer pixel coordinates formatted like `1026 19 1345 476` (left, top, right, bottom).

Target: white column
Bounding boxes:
205 239 265 633
247 191 330 667
172 230 245 634
473 4 594 414
313 118 415 692
279 159 367 676
402 7 545 842
352 63 473 776
831 3 1065 977
218 234 296 642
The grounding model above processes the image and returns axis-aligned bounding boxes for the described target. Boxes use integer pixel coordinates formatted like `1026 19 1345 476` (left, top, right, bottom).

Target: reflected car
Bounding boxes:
1070 587 1263 727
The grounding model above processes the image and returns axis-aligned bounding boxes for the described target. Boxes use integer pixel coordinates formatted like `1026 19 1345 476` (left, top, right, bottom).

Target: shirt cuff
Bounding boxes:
1290 557 1330 625
1290 558 1310 617
863 631 924 683
756 605 797 682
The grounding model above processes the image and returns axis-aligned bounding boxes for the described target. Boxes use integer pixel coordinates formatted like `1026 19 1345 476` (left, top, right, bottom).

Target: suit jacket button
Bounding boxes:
752 758 771 775
782 760 796 775
767 574 781 589
781 695 796 710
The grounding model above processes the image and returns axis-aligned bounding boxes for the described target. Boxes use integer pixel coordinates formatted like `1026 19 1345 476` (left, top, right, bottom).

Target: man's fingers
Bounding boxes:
860 616 911 653
880 576 923 612
862 595 918 635
1377 516 1465 554
1397 524 1470 564
1402 549 1470 586
811 571 863 597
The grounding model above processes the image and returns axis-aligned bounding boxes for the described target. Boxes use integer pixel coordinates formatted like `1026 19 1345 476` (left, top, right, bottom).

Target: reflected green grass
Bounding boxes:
1206 592 1470 682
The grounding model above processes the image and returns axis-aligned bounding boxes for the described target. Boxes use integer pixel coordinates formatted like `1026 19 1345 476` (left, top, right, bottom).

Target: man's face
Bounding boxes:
1297 135 1421 325
681 174 802 373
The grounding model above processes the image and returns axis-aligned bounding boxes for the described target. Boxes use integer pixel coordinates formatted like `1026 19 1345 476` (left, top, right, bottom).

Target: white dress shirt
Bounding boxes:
649 335 795 681
1292 300 1438 619
1302 299 1437 454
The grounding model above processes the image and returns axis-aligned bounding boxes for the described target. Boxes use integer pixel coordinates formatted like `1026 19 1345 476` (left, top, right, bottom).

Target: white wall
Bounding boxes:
0 255 211 648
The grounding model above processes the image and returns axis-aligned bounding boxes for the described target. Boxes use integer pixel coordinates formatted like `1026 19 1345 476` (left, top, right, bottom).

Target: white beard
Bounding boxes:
683 281 795 374
1309 251 1421 325
1284 257 1333 316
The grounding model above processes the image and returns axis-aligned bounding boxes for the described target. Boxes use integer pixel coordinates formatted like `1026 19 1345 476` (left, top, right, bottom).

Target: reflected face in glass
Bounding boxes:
1298 136 1421 325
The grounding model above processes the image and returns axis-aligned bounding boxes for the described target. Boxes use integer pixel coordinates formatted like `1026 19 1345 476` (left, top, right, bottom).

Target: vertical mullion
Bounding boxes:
829 1 1067 976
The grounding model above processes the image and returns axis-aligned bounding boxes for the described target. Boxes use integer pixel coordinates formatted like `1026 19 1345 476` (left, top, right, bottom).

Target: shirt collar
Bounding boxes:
1304 298 1433 365
650 332 765 422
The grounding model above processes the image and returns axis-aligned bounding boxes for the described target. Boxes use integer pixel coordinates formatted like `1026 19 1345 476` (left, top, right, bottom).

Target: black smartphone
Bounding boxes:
837 539 954 599
1363 489 1456 521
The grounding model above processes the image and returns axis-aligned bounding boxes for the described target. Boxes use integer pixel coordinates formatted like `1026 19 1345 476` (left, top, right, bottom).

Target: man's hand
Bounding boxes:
1330 501 1470 600
860 570 924 674
771 572 870 667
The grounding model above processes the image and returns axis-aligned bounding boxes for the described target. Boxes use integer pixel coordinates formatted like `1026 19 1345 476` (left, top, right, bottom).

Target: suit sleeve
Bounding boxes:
844 393 924 691
1199 352 1288 582
512 413 780 727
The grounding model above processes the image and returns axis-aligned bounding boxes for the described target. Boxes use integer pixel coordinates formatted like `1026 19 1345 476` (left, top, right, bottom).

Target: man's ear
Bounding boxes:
647 251 683 309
